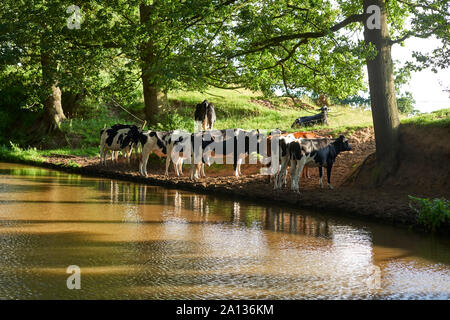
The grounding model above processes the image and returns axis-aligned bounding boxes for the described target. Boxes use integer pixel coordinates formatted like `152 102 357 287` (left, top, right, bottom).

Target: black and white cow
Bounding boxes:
164 130 192 177
288 135 351 192
99 124 140 165
138 130 171 176
165 131 216 180
203 129 266 178
194 100 216 131
291 106 329 128
273 133 297 189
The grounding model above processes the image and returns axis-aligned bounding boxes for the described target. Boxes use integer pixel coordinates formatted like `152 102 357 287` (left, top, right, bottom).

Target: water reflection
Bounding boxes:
0 162 449 299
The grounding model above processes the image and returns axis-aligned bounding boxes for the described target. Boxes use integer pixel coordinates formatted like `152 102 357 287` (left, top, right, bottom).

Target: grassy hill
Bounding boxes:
166 88 375 133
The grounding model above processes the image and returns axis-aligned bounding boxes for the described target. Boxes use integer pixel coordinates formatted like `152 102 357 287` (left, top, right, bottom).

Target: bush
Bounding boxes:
409 196 450 231
397 91 417 115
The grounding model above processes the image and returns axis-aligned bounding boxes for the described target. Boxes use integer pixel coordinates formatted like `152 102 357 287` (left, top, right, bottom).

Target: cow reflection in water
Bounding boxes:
264 207 330 237
187 193 210 217
97 180 149 204
97 180 330 237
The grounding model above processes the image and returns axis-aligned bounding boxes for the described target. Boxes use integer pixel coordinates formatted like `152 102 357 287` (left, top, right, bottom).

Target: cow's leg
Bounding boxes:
275 159 286 189
178 158 184 175
175 158 181 176
126 147 132 164
165 154 171 177
139 152 144 175
201 163 205 177
190 156 196 180
326 163 334 189
140 148 150 177
291 159 305 193
173 157 179 176
133 144 138 162
273 165 279 189
100 145 105 165
279 158 289 189
191 162 201 180
319 166 324 188
103 149 108 165
289 160 298 191
236 155 244 177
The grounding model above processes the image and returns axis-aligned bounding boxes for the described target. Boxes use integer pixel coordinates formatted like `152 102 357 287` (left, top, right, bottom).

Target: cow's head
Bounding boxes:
319 106 329 113
334 135 352 152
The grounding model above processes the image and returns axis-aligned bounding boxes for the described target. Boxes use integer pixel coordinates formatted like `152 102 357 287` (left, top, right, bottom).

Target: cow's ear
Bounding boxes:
339 135 345 141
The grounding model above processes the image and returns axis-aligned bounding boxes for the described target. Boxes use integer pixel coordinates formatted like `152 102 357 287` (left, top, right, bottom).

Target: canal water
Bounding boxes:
0 162 449 299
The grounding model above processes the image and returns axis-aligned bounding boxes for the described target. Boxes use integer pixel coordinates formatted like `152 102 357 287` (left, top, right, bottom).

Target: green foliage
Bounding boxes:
0 0 448 149
397 91 417 115
409 196 450 232
336 95 371 107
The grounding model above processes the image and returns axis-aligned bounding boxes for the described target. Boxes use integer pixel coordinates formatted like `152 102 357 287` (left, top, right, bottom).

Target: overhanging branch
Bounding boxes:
230 13 364 58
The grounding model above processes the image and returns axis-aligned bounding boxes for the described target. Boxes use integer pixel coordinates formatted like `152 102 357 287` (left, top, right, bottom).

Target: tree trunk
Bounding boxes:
139 3 164 126
141 74 159 125
40 47 65 133
62 89 85 118
363 0 400 185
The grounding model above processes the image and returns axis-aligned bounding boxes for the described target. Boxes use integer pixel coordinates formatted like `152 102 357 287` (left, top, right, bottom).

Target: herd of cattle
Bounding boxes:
99 100 352 193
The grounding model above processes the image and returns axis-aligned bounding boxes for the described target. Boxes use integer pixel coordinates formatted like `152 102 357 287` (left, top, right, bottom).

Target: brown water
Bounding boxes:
0 162 449 300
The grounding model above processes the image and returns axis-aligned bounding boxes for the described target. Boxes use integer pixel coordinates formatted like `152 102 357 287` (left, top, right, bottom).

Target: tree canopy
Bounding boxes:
0 0 447 132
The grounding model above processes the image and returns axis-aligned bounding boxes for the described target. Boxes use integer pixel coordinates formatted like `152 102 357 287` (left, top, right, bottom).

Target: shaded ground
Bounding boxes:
36 126 449 229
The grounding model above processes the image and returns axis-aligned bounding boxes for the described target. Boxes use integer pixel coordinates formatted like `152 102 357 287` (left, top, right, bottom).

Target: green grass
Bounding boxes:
60 112 124 148
39 147 99 157
166 87 376 133
401 108 450 128
0 143 45 163
0 143 98 166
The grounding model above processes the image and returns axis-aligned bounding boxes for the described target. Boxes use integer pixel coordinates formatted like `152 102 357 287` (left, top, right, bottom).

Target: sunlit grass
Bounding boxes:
0 143 45 163
169 88 375 133
401 108 450 128
39 147 99 157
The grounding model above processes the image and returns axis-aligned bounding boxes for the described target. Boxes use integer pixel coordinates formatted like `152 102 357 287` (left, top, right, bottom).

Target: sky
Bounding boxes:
390 37 449 113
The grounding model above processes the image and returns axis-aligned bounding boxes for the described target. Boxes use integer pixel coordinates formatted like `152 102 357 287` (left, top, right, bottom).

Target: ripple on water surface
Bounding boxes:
0 162 449 299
